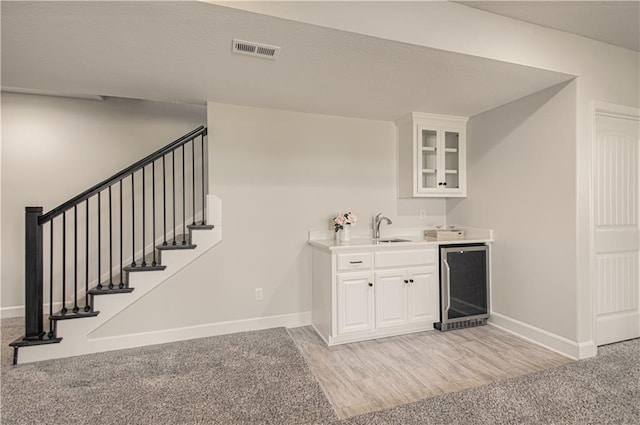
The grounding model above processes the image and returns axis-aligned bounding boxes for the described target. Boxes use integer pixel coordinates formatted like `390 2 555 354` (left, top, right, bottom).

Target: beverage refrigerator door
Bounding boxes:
445 247 488 320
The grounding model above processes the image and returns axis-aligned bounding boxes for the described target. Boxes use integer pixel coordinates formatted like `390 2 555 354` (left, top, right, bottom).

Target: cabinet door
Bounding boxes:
337 272 375 335
417 125 439 193
441 129 461 192
406 266 438 325
375 270 407 329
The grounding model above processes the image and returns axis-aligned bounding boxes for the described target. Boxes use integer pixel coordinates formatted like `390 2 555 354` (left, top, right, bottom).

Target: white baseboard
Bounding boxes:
87 311 312 351
1 305 24 319
2 301 70 319
489 312 596 360
576 340 598 358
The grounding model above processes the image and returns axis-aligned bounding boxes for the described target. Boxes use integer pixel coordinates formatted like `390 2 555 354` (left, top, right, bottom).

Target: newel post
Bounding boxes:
24 206 44 340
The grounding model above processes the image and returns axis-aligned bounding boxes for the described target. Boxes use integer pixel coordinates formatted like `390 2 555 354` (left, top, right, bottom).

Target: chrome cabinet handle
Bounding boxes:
443 258 451 314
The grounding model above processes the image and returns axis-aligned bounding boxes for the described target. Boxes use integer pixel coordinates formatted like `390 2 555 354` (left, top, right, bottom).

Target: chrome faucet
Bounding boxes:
373 213 392 239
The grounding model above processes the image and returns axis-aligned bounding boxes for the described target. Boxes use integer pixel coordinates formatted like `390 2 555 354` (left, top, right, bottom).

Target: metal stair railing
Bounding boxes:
11 126 208 352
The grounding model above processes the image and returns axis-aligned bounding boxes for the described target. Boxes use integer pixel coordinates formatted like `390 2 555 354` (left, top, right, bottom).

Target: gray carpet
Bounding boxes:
1 318 335 424
1 317 638 424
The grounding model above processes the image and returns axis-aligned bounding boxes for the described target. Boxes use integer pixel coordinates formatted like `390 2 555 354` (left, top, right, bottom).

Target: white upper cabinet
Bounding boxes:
397 112 468 198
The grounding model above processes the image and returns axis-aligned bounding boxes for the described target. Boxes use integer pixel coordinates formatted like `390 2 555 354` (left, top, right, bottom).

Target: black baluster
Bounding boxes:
119 180 123 288
97 193 102 290
201 134 206 225
48 221 54 337
162 155 167 246
131 173 136 267
84 200 90 312
152 161 157 266
172 151 176 245
62 211 67 315
182 144 186 244
109 186 113 288
142 166 147 267
191 139 196 225
72 206 79 313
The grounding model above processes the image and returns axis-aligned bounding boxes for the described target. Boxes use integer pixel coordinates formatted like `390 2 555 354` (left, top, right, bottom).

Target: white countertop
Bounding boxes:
308 227 493 252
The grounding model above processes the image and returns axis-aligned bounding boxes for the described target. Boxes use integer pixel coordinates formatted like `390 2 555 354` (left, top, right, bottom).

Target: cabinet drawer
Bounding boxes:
337 253 373 271
375 249 436 268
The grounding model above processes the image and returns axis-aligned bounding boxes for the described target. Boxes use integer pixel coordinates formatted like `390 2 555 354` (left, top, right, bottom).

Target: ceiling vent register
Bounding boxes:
232 39 280 60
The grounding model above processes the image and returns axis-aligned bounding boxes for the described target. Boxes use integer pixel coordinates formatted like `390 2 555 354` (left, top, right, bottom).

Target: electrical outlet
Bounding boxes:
419 210 427 219
255 288 263 301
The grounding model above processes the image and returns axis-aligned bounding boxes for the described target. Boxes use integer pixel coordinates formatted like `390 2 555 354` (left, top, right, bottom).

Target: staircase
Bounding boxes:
10 127 222 364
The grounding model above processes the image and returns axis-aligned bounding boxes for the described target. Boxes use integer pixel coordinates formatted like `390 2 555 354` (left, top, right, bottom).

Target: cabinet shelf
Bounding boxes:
444 148 458 153
444 169 458 174
421 147 436 152
422 169 437 174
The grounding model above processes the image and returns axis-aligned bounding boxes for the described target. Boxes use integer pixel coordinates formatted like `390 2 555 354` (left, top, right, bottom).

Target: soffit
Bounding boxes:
1 1 574 120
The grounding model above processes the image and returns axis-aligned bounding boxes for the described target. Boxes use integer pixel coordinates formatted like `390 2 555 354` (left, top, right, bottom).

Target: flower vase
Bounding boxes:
340 224 351 242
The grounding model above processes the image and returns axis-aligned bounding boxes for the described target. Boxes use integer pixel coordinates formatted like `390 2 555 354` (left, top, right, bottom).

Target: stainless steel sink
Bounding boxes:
376 238 410 243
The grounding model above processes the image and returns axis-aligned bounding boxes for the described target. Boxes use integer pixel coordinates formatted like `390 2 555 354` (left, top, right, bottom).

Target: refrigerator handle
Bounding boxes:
443 258 451 315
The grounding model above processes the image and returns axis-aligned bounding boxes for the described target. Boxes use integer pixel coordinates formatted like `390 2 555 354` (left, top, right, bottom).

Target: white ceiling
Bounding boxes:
1 1 574 121
457 1 640 52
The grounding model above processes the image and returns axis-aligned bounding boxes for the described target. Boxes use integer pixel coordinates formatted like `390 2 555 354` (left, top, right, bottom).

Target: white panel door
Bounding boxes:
337 272 375 335
594 113 640 345
406 266 438 325
375 270 407 329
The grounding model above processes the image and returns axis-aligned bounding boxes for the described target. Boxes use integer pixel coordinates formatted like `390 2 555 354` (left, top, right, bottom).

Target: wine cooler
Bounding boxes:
435 244 490 331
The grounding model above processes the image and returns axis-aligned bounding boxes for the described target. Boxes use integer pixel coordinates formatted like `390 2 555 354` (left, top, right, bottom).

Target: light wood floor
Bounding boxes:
288 325 573 419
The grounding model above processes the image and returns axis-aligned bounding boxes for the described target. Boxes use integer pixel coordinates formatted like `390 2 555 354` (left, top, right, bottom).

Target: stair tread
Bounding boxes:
157 242 197 250
50 309 99 321
188 223 214 230
88 286 134 295
10 335 62 348
123 264 166 272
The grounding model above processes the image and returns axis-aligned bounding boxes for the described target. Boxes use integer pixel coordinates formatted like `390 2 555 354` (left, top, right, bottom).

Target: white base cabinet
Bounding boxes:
312 246 439 345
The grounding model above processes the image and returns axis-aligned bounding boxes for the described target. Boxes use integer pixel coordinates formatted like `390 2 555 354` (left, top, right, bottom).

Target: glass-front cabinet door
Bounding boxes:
419 128 438 191
443 130 461 190
416 124 465 195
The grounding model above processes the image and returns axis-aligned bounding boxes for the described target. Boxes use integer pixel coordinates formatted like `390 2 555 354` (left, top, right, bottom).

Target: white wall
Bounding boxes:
0 95 3 319
90 103 445 337
447 81 577 340
224 1 639 349
1 93 206 316
5 3 638 351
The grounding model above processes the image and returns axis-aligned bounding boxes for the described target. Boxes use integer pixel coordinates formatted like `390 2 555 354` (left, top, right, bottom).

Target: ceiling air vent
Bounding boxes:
232 39 280 60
